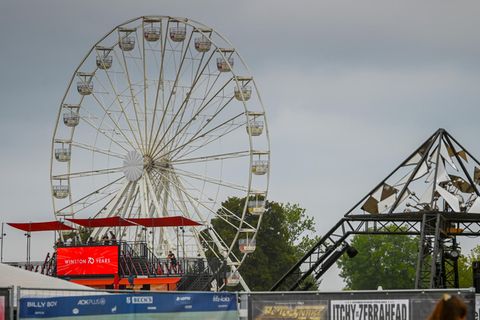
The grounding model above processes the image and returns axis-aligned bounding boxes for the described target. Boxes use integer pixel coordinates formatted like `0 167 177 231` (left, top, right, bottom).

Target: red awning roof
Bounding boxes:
7 221 75 232
67 217 135 228
128 216 202 227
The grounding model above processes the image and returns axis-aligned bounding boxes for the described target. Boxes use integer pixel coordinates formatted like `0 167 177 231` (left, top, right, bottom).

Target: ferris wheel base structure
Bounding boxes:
272 129 480 291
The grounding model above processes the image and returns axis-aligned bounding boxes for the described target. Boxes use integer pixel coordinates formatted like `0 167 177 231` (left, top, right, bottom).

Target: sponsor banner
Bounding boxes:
250 294 328 320
249 291 476 320
19 292 238 319
56 245 119 276
330 299 408 320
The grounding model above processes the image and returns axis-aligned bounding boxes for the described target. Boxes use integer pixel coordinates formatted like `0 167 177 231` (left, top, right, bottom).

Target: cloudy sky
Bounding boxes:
1 0 480 290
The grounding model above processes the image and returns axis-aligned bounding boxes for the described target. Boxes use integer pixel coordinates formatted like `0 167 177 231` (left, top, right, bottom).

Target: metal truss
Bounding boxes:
272 129 480 291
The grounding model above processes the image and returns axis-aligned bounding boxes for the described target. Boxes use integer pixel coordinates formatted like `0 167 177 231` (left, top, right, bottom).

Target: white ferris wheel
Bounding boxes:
50 16 270 290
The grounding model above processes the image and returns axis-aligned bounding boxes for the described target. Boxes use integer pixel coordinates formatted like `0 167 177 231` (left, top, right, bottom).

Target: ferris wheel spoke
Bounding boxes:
148 19 170 153
92 180 133 238
168 166 248 193
96 67 146 152
68 140 125 159
88 92 141 151
141 23 149 156
69 188 122 217
55 176 124 214
147 31 195 156
52 167 124 180
147 170 193 245
149 72 231 158
161 50 217 155
167 173 239 248
173 125 243 161
76 111 131 153
113 47 146 152
167 112 245 160
144 172 174 251
165 172 244 230
169 70 222 142
161 171 209 257
173 173 255 229
171 150 250 164
151 86 236 159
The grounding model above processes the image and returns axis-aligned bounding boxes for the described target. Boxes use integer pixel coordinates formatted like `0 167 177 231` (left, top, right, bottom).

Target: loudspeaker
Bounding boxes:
472 261 480 293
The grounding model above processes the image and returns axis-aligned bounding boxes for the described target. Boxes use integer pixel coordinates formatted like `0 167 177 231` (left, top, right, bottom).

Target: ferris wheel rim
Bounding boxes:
50 15 270 289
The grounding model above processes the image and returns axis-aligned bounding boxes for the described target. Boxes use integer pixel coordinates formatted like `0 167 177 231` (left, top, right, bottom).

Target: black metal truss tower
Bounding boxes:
271 129 480 291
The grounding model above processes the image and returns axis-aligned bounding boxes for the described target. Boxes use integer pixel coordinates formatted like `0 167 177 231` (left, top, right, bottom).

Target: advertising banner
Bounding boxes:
250 294 328 320
249 291 476 320
19 292 238 320
56 245 119 276
330 299 408 320
0 288 11 320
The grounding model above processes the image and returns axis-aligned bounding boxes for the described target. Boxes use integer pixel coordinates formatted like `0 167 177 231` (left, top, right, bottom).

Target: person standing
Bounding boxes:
109 231 117 245
167 251 177 274
101 233 109 245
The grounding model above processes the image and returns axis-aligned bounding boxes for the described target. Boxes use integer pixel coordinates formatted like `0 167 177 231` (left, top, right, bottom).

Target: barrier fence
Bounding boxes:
246 289 476 320
17 288 237 320
14 287 478 320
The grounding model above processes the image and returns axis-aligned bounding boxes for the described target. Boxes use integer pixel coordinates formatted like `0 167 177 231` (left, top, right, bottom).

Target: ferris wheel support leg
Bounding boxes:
117 181 137 240
92 180 132 239
169 174 207 259
144 172 171 253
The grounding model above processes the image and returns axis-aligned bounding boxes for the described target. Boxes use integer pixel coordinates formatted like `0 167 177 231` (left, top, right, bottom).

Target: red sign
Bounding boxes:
56 246 119 276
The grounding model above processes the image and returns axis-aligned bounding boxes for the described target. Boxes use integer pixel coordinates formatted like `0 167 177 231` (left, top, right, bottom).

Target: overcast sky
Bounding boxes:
1 0 480 290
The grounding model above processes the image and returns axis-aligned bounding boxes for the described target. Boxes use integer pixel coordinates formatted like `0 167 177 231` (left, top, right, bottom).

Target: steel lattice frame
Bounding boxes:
50 16 270 291
272 129 480 291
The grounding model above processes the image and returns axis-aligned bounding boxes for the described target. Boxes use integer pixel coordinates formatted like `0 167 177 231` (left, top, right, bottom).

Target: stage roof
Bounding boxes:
128 216 202 227
7 221 74 232
67 216 135 228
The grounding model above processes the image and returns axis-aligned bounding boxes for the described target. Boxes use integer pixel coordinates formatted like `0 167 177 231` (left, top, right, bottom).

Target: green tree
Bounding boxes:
337 231 418 290
208 197 318 291
457 245 480 288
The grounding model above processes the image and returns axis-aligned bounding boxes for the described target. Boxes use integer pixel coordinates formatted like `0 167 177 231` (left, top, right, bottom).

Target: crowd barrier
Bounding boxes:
14 287 478 320
18 288 238 320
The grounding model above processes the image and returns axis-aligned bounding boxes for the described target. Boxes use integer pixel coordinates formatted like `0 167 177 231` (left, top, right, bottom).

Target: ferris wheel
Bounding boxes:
50 16 270 290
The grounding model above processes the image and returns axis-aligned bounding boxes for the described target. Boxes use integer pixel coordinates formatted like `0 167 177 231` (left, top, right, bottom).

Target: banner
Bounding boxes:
0 288 11 320
56 245 119 276
19 292 238 320
330 299 408 320
249 291 476 320
250 294 328 320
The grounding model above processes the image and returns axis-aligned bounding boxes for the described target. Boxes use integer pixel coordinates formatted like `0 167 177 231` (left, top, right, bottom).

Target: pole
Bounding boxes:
26 232 31 268
1 222 5 263
176 226 179 259
182 227 185 259
151 227 155 255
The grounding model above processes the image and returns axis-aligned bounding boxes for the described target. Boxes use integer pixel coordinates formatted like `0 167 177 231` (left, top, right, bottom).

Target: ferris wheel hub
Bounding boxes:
123 151 144 181
156 157 171 170
143 155 154 171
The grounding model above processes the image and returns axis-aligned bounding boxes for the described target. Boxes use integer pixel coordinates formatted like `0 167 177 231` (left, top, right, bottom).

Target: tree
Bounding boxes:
337 231 419 290
457 244 480 288
207 197 318 291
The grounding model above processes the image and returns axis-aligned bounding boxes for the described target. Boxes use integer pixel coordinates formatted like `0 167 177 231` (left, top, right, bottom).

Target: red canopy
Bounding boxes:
67 216 135 228
7 221 74 232
128 216 202 227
